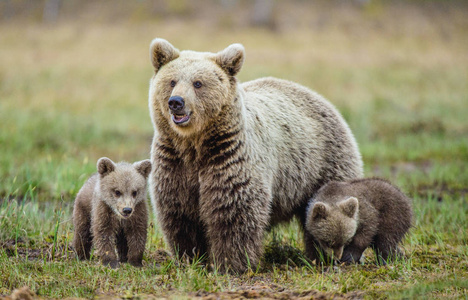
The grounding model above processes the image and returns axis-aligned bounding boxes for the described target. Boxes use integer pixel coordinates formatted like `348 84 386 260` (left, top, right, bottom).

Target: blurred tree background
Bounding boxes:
1 0 466 30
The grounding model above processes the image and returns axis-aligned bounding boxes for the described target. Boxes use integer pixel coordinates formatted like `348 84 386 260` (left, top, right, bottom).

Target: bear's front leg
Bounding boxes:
341 225 378 264
303 230 327 265
200 174 271 273
157 207 208 262
151 142 209 262
123 202 148 267
92 202 119 268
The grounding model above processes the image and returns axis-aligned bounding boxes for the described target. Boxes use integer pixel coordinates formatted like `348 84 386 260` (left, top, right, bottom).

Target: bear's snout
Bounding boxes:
168 96 191 125
122 207 133 217
168 96 185 112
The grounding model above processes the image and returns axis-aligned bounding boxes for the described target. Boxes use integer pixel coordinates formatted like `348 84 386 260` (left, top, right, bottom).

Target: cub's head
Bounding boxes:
148 38 245 137
96 157 152 219
306 197 359 260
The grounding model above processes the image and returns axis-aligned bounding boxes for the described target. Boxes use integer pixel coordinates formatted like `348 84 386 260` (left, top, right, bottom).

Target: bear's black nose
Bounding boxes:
122 207 133 215
168 96 185 112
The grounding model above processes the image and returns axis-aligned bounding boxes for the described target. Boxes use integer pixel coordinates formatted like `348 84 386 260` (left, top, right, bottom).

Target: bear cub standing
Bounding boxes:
305 178 412 265
73 157 152 268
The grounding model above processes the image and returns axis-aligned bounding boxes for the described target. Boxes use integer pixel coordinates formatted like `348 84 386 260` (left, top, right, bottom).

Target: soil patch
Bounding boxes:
1 239 74 261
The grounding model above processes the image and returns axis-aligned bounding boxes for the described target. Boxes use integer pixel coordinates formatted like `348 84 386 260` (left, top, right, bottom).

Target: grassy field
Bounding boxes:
1 1 467 299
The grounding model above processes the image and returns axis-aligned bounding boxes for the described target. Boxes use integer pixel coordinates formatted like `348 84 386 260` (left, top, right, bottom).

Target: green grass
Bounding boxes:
1 1 468 298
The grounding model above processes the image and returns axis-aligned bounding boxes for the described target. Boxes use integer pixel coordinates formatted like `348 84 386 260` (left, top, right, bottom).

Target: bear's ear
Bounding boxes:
213 43 245 77
134 159 152 179
97 157 116 177
150 38 180 73
338 197 359 219
312 202 328 220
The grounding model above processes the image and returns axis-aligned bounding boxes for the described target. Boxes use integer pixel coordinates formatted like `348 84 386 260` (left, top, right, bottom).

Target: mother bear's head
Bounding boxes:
149 38 245 137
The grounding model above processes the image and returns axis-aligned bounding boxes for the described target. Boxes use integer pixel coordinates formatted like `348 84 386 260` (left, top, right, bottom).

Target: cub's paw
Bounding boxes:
339 252 361 264
102 258 120 269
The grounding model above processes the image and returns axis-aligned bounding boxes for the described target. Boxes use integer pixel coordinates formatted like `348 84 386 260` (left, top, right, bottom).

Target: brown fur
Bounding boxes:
148 39 363 273
72 157 152 268
305 178 413 264
10 286 35 300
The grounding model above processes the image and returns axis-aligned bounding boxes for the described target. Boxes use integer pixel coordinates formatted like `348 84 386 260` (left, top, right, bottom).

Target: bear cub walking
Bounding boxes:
305 178 412 265
73 157 152 268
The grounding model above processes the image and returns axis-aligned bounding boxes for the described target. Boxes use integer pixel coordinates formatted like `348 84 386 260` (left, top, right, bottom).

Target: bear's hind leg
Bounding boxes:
373 237 403 265
73 209 92 260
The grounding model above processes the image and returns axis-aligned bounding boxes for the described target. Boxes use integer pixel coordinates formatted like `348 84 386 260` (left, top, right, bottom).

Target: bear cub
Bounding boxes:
72 157 152 268
305 178 412 265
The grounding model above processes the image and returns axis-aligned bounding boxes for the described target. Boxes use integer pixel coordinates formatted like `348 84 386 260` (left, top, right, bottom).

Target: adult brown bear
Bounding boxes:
148 39 363 273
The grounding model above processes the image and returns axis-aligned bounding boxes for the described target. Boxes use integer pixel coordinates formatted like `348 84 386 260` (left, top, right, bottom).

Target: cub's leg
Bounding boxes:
124 202 148 267
72 206 92 260
340 217 379 264
303 230 334 265
72 176 96 260
92 202 119 268
373 236 403 265
341 244 366 264
116 228 128 263
300 208 331 265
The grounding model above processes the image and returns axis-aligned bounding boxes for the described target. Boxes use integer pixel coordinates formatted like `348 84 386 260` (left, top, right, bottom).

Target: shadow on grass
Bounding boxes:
262 240 308 269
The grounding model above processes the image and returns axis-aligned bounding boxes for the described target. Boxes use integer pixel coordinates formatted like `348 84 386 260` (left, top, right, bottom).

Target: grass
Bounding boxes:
1 1 468 299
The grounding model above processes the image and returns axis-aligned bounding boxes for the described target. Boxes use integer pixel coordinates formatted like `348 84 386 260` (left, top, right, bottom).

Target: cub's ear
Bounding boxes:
213 43 245 77
312 202 328 220
134 159 152 179
97 157 116 177
338 197 359 219
150 38 180 73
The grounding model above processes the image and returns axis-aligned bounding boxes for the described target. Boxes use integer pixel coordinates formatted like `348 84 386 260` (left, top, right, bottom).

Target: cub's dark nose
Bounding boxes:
122 207 132 215
168 96 185 112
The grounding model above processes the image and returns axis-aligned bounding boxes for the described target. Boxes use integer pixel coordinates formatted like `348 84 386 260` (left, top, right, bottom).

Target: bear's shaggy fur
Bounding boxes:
305 178 413 264
72 157 152 268
148 39 363 272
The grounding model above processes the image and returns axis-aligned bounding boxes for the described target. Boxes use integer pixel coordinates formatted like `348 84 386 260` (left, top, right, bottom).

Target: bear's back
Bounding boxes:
242 77 342 124
348 178 412 233
241 77 363 224
74 174 98 213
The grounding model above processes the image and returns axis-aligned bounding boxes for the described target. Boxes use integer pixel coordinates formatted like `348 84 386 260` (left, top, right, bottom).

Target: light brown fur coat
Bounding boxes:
72 157 152 268
148 39 363 272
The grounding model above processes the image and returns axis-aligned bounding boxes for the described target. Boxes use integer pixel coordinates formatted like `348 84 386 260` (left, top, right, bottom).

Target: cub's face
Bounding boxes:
148 39 245 137
306 197 359 260
97 158 152 219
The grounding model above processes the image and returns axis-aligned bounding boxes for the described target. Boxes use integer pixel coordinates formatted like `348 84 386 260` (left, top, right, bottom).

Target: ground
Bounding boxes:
0 1 467 299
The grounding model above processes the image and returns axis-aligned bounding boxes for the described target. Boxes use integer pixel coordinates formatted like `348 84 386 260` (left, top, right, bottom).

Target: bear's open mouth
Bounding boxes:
172 113 190 125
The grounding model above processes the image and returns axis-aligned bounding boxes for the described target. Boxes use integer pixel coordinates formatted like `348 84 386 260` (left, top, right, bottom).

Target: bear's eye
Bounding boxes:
132 191 137 197
170 80 176 87
193 81 202 89
114 190 122 197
